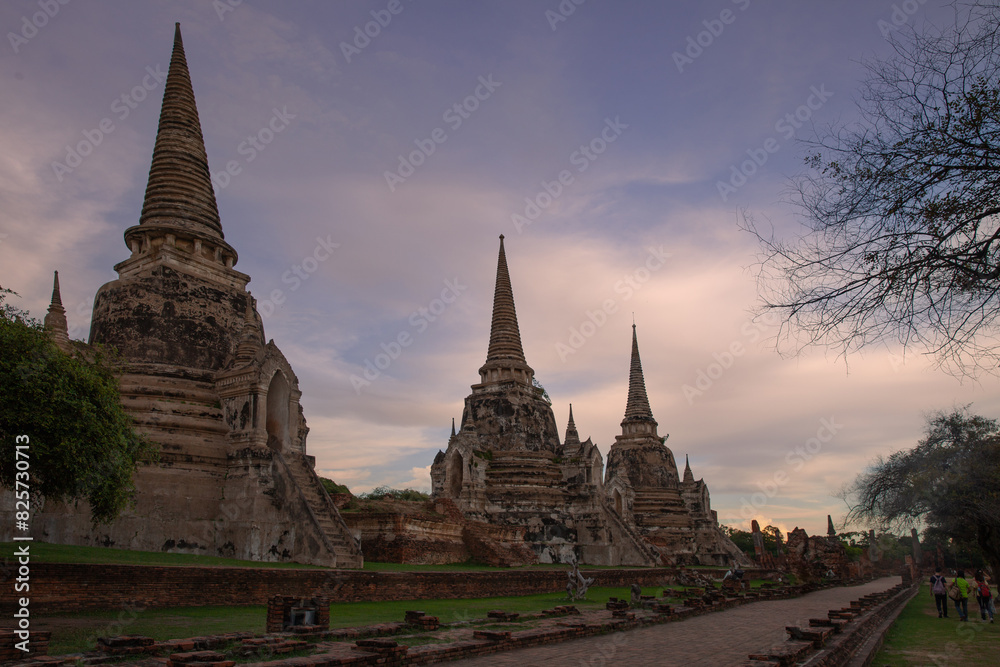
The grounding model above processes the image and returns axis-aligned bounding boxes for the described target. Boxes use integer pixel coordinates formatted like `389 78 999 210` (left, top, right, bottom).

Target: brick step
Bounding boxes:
119 376 220 404
130 411 230 435
122 397 225 422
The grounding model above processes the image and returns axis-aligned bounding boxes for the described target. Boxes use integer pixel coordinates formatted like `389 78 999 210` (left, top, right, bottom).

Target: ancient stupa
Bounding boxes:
430 236 656 565
22 24 361 567
605 325 748 564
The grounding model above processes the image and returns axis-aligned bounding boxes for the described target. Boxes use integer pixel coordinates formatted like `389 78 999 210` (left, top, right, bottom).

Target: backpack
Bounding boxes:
931 575 946 595
978 581 992 599
948 581 963 601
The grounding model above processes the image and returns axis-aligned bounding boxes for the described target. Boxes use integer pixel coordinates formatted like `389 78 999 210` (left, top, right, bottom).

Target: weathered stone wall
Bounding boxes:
90 264 249 371
341 513 469 565
785 527 852 581
0 449 349 567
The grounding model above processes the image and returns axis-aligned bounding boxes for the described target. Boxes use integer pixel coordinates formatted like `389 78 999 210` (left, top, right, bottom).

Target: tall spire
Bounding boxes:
232 296 263 366
486 235 526 363
479 235 533 385
683 454 694 483
135 23 224 242
564 404 580 445
43 271 70 349
451 417 456 438
622 324 655 423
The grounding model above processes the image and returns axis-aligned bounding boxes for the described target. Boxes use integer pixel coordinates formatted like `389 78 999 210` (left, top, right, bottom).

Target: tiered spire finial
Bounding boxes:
479 235 534 385
135 23 225 242
683 454 694 482
43 271 70 349
50 270 63 306
232 297 263 366
451 418 456 438
622 324 655 422
485 235 526 363
564 404 580 445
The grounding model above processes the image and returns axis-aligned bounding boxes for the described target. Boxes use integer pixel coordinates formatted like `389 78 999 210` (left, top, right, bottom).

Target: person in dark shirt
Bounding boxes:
929 567 949 618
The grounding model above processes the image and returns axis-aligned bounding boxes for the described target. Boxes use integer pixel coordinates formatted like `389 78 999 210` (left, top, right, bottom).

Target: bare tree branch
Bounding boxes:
745 2 1000 376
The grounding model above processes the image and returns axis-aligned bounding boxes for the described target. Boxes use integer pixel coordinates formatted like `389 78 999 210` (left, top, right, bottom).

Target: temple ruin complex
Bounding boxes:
5 25 746 570
430 237 748 567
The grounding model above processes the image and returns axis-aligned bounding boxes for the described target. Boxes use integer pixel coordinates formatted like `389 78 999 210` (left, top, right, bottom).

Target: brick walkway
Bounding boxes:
443 576 901 667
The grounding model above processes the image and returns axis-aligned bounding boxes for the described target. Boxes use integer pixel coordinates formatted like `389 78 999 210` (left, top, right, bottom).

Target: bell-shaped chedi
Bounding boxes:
26 24 362 569
90 23 248 372
458 235 561 454
604 325 748 566
428 237 657 566
605 325 682 494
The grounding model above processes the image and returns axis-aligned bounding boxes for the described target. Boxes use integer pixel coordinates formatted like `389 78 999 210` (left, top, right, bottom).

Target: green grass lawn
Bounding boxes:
38 605 267 656
39 583 700 655
872 585 999 665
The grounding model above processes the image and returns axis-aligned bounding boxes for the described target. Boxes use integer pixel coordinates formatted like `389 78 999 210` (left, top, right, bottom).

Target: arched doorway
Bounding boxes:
613 489 623 516
448 453 464 497
265 372 290 452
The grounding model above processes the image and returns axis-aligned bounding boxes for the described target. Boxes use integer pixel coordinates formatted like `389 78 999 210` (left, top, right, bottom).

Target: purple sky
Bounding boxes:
3 0 998 537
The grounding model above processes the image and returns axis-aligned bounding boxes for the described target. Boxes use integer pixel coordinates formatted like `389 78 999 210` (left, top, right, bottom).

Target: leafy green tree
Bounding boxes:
0 288 156 525
745 2 1000 375
761 524 785 555
843 409 1000 577
319 476 351 495
723 525 754 557
357 486 430 501
723 524 785 557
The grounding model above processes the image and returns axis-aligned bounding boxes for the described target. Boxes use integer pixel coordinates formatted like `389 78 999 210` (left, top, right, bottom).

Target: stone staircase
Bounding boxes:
279 452 363 568
601 497 661 566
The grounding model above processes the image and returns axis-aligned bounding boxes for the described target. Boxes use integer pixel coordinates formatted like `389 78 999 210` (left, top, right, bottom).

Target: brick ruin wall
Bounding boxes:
0 563 773 614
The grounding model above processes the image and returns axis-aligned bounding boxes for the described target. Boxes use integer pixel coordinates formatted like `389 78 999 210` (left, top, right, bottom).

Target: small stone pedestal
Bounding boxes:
265 595 331 633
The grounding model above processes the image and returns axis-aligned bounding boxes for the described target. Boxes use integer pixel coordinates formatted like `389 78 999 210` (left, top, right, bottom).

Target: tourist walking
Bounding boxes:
951 569 971 621
929 568 949 618
974 570 994 623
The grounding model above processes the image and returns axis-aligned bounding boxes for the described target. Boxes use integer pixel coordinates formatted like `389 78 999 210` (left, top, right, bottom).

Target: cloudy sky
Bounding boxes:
3 0 998 537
